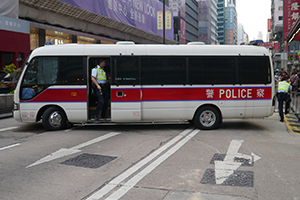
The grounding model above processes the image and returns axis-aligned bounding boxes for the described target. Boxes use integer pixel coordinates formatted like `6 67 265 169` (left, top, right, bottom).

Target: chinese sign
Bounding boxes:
58 0 173 40
157 11 172 30
0 15 29 34
284 0 300 40
169 0 179 17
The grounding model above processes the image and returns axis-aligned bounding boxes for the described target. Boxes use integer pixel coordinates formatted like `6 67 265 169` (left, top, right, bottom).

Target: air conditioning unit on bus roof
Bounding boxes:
187 42 205 45
116 41 135 45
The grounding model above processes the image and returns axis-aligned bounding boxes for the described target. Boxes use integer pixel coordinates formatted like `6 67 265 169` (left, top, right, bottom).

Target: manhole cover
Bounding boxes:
61 153 117 169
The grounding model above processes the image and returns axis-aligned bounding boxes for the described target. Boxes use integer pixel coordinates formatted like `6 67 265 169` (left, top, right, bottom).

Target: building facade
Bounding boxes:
0 1 30 69
170 0 199 43
271 0 283 51
225 0 237 45
186 0 199 43
238 23 246 45
1 0 178 70
198 0 218 44
217 0 225 44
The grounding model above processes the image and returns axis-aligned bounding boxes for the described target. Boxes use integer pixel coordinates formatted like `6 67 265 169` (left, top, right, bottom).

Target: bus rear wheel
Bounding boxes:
42 107 67 131
194 106 220 130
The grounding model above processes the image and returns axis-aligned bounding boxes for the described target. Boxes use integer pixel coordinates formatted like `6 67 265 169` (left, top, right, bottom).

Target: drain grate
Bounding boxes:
61 153 117 169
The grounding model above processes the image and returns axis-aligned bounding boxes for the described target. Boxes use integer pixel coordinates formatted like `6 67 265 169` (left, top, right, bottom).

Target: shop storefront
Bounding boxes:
0 15 30 70
29 22 116 52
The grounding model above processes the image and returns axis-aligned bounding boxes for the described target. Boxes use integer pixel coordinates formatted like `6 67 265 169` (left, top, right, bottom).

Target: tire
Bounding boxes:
193 106 221 130
42 107 67 131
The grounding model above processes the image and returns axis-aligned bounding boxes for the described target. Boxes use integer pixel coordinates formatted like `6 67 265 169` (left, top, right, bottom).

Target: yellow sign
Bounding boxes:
157 11 172 30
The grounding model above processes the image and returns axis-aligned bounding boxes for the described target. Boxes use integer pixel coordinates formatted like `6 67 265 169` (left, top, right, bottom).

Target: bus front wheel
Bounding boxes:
42 107 67 131
194 106 220 130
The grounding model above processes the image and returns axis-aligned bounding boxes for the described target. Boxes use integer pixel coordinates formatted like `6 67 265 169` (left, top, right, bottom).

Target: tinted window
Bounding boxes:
112 56 139 85
20 56 85 100
189 56 236 84
238 56 271 84
141 56 186 85
22 56 85 86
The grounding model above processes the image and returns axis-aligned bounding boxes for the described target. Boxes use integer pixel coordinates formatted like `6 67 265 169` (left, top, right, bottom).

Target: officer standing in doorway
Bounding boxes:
277 76 291 122
91 59 109 120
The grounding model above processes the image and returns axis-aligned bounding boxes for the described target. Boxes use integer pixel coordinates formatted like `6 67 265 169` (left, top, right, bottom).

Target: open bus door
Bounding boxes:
110 56 141 122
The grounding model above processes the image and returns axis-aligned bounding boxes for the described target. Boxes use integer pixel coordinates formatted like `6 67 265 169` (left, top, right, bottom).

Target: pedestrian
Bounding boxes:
277 76 291 122
91 59 109 120
280 71 288 81
274 69 281 84
290 71 299 94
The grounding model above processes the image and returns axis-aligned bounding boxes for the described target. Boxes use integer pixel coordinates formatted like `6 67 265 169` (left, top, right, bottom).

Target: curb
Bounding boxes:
0 112 12 119
284 114 300 135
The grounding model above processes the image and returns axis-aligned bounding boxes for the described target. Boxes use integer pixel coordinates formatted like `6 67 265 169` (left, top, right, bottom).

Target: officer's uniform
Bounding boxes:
277 80 291 122
92 65 109 119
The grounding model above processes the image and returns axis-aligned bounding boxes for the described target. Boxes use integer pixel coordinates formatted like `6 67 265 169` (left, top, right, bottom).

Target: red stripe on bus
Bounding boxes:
111 87 272 102
24 88 87 102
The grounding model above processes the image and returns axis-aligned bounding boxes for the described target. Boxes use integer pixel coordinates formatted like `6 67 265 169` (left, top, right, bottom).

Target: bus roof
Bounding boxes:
30 42 271 58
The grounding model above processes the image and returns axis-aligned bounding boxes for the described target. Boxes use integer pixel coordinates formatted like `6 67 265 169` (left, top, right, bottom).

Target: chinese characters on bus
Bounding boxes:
206 88 268 99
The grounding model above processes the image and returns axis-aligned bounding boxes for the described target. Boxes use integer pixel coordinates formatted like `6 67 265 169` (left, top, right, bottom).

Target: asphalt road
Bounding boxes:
0 114 300 200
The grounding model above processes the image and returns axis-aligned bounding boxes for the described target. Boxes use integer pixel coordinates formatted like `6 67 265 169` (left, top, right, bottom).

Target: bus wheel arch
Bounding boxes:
193 105 222 130
41 106 68 131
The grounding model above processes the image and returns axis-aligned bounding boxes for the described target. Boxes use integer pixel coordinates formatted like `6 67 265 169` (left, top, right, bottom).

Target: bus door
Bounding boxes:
111 56 141 122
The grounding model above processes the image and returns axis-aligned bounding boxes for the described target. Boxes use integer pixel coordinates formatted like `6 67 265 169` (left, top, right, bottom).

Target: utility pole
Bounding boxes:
163 0 165 44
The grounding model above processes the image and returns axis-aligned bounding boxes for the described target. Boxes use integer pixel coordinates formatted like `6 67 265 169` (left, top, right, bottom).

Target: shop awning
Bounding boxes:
287 17 300 42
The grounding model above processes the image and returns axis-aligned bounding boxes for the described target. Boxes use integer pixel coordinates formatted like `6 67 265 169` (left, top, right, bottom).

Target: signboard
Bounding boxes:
274 42 280 51
284 0 300 40
169 0 179 17
180 18 186 44
157 11 172 30
0 15 29 34
268 19 271 32
58 0 173 40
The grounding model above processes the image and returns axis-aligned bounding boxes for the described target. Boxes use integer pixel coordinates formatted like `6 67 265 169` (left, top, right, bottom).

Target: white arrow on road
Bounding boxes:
215 140 261 184
26 132 121 168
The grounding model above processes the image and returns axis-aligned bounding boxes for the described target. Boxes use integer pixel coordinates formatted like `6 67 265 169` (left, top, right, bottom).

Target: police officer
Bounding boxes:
91 59 109 120
277 76 291 122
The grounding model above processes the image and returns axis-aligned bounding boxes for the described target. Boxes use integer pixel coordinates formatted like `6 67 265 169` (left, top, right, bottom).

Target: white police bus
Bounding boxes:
13 42 275 130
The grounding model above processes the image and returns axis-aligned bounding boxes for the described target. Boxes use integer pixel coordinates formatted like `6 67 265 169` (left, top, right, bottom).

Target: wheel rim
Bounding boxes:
199 110 216 127
49 111 62 128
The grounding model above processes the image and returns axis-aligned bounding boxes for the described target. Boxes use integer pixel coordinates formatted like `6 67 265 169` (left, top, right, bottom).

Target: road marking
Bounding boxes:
0 143 20 151
0 126 18 132
85 128 195 200
105 129 199 200
215 140 259 185
26 132 121 168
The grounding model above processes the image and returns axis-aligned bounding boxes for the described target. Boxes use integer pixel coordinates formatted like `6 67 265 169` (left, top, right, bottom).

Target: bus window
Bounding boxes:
20 56 86 100
112 56 139 86
141 56 186 85
189 56 236 85
238 56 271 84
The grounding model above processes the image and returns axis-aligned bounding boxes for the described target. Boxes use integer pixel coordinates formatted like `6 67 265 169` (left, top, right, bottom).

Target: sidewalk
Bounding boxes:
285 93 300 134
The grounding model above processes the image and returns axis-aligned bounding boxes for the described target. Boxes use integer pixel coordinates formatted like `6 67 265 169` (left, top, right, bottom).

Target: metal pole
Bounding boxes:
163 0 165 44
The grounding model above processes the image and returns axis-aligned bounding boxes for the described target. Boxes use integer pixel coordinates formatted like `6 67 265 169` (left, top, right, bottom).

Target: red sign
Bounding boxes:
274 42 280 51
284 0 300 41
